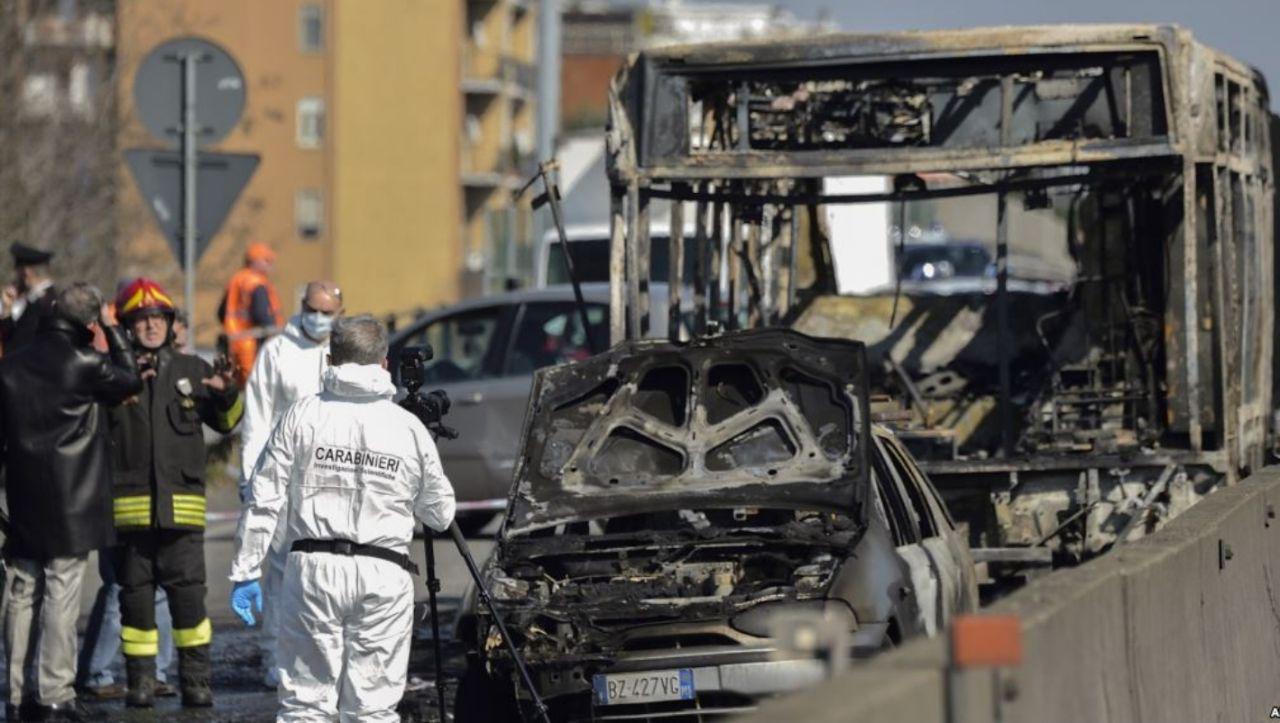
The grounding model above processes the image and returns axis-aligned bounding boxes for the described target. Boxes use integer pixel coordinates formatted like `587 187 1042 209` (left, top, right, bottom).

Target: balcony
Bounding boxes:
461 171 519 190
460 144 535 191
461 52 536 104
22 11 113 49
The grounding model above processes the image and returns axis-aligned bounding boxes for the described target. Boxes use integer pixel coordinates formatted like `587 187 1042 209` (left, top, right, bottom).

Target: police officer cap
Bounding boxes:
9 242 53 266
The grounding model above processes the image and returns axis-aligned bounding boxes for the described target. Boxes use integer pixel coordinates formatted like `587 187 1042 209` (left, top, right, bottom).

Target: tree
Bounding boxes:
0 1 135 295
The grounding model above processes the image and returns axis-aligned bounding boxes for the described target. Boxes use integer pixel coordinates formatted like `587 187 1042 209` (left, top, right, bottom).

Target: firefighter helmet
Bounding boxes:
116 277 177 320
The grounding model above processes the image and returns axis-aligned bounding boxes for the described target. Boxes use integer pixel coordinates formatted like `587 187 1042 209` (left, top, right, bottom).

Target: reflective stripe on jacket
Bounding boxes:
109 347 243 531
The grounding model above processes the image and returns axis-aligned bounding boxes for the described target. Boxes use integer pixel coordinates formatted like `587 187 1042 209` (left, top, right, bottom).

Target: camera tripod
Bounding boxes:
399 371 550 723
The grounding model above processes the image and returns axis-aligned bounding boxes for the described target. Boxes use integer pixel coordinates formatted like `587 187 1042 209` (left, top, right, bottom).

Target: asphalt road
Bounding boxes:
10 475 498 722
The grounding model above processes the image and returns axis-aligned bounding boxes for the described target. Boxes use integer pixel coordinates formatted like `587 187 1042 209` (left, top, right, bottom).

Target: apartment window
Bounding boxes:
21 73 58 118
296 97 325 148
299 3 324 52
68 62 93 116
296 189 323 239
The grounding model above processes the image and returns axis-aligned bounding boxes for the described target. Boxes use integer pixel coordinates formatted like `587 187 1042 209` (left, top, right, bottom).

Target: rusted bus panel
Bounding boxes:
645 24 1189 69
594 25 1278 561
604 25 1273 483
609 187 626 345
606 30 1196 181
631 142 1181 181
1162 170 1193 437
644 55 1165 166
667 184 686 341
607 25 1272 184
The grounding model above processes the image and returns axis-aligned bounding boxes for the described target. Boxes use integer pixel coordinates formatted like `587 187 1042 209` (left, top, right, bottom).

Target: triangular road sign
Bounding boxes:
124 149 260 264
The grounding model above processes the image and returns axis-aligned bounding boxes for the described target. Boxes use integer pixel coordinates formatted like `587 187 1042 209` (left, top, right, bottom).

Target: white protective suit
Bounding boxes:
241 316 330 493
231 362 456 722
240 316 329 684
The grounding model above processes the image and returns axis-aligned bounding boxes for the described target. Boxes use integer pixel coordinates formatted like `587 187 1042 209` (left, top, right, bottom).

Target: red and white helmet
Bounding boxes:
115 277 176 321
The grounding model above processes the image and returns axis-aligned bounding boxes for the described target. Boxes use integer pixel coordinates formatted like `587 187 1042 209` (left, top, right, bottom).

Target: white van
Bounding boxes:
535 222 698 288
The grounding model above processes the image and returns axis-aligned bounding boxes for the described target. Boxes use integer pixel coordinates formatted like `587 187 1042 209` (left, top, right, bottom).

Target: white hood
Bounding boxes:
322 363 396 400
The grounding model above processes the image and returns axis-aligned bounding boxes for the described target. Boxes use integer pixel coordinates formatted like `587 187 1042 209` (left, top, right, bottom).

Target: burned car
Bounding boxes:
454 329 977 720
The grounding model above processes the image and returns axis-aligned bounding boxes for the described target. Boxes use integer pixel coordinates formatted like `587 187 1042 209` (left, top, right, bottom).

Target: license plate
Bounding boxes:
592 668 695 706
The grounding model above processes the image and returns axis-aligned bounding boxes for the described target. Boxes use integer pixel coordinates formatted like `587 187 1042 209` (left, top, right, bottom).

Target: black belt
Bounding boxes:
291 539 420 575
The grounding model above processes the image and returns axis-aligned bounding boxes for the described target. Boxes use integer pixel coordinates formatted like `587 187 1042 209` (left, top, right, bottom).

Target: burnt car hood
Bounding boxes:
505 328 871 534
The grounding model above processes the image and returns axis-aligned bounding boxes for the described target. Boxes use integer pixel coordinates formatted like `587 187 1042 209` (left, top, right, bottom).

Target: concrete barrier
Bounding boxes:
741 468 1280 723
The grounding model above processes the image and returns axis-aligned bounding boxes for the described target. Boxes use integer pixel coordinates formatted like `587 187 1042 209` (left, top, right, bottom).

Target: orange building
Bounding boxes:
114 1 528 345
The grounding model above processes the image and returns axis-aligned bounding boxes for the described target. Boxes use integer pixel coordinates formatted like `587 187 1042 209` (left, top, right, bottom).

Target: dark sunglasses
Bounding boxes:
301 301 338 316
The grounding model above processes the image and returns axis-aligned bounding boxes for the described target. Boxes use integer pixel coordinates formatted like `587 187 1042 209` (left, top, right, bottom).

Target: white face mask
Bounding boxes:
301 311 334 340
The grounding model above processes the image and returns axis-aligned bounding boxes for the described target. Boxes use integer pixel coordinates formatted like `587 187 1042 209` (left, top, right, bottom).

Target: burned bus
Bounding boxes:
604 25 1276 563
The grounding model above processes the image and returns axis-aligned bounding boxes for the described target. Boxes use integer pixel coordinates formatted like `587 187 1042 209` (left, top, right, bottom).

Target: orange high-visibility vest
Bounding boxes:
223 267 282 384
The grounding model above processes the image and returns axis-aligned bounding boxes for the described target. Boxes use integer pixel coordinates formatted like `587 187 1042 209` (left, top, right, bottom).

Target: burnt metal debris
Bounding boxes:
603 24 1276 561
454 329 978 718
507 329 870 533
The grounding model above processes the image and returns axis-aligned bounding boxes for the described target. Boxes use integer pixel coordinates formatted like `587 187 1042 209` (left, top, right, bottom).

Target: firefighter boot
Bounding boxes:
178 645 214 707
124 656 156 708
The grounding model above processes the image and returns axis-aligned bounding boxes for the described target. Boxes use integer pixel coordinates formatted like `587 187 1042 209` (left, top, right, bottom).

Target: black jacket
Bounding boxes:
109 347 242 532
0 317 141 560
0 285 56 355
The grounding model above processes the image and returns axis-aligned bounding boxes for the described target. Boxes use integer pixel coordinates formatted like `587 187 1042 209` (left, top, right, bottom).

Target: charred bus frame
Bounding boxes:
605 25 1275 561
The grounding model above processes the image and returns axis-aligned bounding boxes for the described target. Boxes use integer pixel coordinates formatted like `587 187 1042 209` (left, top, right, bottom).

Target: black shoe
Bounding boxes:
37 700 88 722
75 683 126 702
124 656 156 709
178 645 214 708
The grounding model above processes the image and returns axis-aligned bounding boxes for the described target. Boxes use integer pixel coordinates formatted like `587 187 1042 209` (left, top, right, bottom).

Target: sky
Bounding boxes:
720 0 1280 109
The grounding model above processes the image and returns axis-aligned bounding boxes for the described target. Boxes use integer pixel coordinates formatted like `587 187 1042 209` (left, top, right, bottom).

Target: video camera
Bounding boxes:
397 345 458 440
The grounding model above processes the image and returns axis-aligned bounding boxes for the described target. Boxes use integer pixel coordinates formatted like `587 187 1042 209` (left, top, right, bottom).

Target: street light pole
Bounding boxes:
181 52 198 351
533 0 562 278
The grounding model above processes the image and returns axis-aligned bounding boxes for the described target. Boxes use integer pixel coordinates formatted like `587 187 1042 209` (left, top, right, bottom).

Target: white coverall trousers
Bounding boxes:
260 527 289 685
277 550 414 722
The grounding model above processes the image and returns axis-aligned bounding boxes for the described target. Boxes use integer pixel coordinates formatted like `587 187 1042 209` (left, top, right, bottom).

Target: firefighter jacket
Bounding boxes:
109 347 244 531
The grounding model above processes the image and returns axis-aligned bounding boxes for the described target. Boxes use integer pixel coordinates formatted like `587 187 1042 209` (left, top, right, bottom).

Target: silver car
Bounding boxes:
389 284 668 533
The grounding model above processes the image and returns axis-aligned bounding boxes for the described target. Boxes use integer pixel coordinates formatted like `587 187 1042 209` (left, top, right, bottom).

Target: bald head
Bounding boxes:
303 280 343 315
297 280 343 342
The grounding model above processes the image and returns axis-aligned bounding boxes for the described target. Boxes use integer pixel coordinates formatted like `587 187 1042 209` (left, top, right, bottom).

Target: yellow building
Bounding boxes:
461 0 537 296
115 0 530 345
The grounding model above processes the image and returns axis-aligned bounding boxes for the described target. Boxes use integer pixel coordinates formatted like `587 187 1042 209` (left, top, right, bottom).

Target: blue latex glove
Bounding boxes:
230 579 263 626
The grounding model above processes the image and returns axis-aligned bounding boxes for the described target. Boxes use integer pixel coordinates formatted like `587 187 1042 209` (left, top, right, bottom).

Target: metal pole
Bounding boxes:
625 183 642 340
608 187 626 345
692 186 708 335
995 75 1014 458
448 523 550 723
668 187 685 342
181 53 198 352
889 198 907 327
535 0 560 177
534 0 562 267
728 205 741 330
996 190 1013 458
540 163 598 353
422 530 448 719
